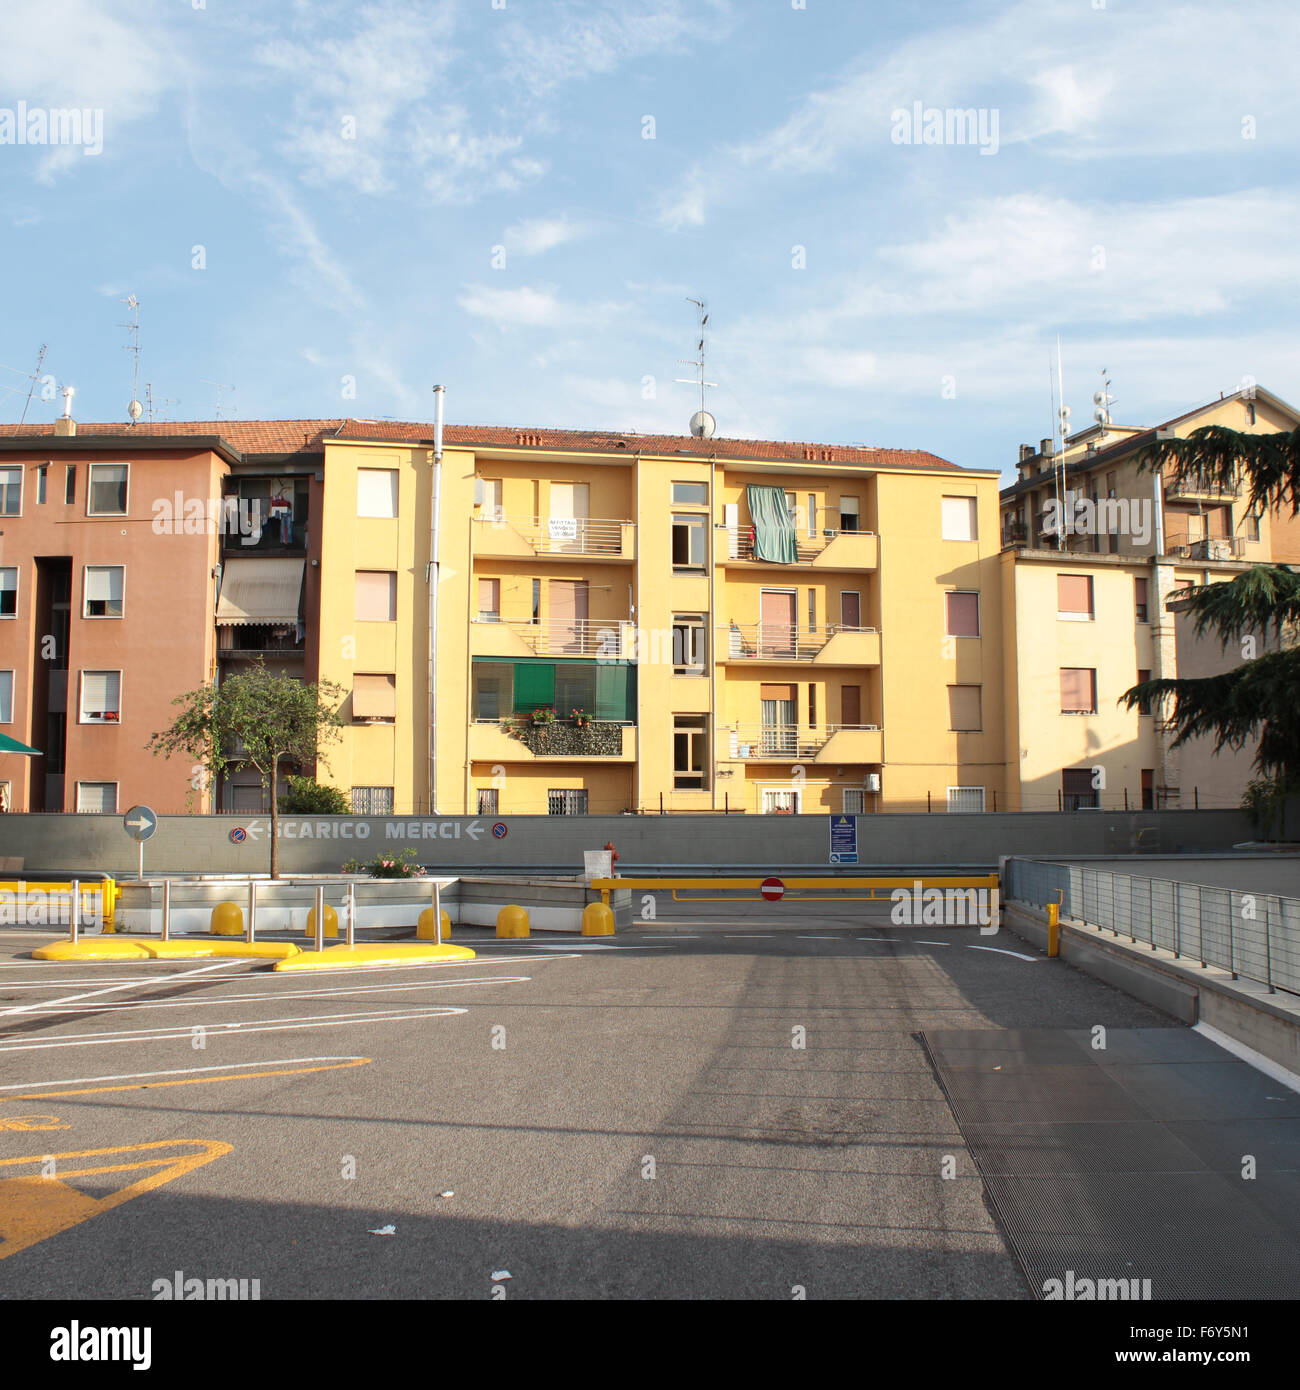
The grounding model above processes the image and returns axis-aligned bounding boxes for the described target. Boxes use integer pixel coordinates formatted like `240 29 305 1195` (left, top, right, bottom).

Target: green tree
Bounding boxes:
149 661 345 878
279 776 350 815
1121 424 1300 798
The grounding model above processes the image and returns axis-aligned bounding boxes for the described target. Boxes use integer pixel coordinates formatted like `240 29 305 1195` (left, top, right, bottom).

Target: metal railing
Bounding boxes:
719 622 878 661
1004 858 1300 996
475 514 632 556
726 527 875 563
726 722 880 759
473 616 631 657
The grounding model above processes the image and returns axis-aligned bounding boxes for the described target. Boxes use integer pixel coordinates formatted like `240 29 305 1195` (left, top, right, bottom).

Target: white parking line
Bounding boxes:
0 1056 367 1093
965 945 1038 961
0 959 245 1018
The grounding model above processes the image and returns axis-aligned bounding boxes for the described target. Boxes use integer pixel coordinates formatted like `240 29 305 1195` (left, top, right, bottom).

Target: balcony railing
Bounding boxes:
1165 475 1235 500
1165 536 1246 560
725 527 876 563
719 622 879 661
474 514 634 558
473 616 631 657
726 723 880 759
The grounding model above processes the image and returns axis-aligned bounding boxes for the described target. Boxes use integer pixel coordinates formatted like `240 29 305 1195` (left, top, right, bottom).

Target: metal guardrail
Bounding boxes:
474 616 629 657
720 623 878 661
1004 858 1299 996
475 515 632 556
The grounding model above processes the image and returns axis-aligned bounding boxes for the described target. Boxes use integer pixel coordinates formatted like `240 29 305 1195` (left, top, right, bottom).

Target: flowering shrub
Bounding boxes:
571 708 592 727
530 707 558 725
341 847 426 879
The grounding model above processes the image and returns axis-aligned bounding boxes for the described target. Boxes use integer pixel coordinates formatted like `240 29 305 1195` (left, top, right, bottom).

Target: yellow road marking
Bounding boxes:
0 1115 68 1132
0 1139 230 1262
0 1056 372 1104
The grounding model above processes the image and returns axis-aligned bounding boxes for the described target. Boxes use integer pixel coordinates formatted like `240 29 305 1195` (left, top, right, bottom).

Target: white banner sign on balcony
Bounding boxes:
548 517 579 541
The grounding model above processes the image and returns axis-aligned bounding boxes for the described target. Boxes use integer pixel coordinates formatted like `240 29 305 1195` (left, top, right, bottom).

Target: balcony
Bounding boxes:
1165 475 1235 501
722 528 878 571
1165 536 1246 561
470 719 637 763
474 514 636 563
1002 520 1029 548
724 723 883 764
471 617 633 658
718 623 881 666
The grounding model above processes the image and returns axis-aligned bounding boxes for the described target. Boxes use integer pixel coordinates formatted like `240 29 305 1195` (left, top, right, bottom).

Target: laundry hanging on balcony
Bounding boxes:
745 485 798 563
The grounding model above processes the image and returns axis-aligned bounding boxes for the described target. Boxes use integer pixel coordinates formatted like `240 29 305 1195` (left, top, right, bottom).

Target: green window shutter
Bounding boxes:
595 663 634 721
514 662 555 710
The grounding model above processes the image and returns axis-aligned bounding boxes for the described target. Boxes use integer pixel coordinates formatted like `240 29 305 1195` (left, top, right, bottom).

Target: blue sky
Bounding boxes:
1 0 1297 479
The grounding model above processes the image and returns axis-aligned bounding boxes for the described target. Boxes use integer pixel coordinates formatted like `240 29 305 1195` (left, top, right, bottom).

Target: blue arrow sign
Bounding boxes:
123 805 158 842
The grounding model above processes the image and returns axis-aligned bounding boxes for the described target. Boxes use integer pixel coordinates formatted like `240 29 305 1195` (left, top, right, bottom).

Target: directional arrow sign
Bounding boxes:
464 819 484 841
122 805 157 842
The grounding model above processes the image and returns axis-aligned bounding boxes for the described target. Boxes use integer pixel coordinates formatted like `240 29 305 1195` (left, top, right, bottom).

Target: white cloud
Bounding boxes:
458 284 628 330
505 217 591 256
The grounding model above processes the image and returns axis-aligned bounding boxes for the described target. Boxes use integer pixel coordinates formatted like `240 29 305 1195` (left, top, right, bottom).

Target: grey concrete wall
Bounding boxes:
0 807 1254 877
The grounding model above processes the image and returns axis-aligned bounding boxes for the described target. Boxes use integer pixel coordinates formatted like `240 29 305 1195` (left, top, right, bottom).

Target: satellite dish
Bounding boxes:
128 400 143 422
690 410 716 439
1094 408 1110 425
1093 390 1107 405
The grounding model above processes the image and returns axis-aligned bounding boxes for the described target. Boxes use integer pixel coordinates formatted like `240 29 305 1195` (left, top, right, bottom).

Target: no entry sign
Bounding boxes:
760 877 786 902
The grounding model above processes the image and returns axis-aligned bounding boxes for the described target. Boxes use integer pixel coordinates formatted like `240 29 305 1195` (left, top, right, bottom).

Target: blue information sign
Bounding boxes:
829 813 858 865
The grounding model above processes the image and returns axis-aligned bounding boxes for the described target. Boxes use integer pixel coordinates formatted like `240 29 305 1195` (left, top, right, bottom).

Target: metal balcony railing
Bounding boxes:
475 514 632 556
473 616 631 657
1165 536 1246 560
719 623 878 661
726 722 880 759
726 527 874 563
1165 475 1235 500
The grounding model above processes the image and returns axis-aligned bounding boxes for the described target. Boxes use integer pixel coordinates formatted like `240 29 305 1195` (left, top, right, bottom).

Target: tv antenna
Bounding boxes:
1093 367 1117 434
144 383 178 423
200 379 236 420
675 296 717 438
120 295 143 423
0 345 49 424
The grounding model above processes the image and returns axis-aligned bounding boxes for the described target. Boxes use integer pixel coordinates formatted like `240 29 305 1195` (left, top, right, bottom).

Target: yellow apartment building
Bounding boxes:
313 422 1008 815
999 386 1300 812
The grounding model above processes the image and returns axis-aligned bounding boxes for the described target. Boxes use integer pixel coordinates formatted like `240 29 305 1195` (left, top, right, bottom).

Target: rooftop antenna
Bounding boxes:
120 295 143 423
1092 367 1116 438
0 345 49 424
144 383 178 423
675 296 717 438
200 379 235 420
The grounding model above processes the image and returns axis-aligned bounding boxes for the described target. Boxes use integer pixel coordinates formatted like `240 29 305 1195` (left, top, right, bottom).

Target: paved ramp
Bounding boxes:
921 1028 1300 1300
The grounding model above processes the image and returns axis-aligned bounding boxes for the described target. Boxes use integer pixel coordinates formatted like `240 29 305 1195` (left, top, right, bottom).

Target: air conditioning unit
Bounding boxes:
864 772 881 792
1171 544 1191 558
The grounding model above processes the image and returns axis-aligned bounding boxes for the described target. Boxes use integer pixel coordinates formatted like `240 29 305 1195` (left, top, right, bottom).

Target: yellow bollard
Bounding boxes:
305 904 339 938
496 905 530 938
581 902 615 937
211 901 244 937
418 908 452 941
1047 902 1060 958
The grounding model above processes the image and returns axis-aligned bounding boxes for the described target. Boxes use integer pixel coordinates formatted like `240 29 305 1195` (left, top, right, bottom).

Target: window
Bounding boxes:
1057 574 1094 620
64 464 76 505
672 615 706 674
531 579 541 624
478 477 503 522
36 465 47 505
1060 667 1097 715
356 571 397 622
0 670 12 723
1135 577 1149 622
808 684 816 728
357 469 399 518
352 673 396 723
1137 668 1151 686
762 789 800 814
1062 768 1098 811
83 566 124 618
477 578 501 623
941 495 977 541
1246 402 1257 425
477 788 499 815
840 591 861 629
473 663 512 720
945 591 980 637
807 494 817 538
548 788 588 815
79 670 122 723
838 496 860 532
1244 511 1261 543
0 466 21 515
76 782 118 814
808 590 816 633
671 514 707 569
947 786 985 813
87 463 128 515
673 714 708 790
842 789 867 814
1141 769 1155 811
0 567 16 618
671 482 708 506
351 786 394 815
948 685 982 731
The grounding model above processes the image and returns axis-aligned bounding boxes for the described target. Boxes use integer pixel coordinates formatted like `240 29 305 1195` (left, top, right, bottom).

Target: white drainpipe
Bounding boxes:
429 385 445 813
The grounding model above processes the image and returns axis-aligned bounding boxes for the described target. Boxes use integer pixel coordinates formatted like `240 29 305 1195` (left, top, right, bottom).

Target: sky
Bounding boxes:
1 0 1297 481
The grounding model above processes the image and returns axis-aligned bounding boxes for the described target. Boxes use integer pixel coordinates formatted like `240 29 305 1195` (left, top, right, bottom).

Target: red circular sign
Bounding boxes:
760 877 785 902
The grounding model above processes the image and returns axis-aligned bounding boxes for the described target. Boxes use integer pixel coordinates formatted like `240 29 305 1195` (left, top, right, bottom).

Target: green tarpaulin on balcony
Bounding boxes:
746 485 798 563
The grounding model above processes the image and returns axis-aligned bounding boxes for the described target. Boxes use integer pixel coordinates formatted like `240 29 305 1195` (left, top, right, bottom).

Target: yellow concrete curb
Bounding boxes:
273 942 477 971
31 937 301 962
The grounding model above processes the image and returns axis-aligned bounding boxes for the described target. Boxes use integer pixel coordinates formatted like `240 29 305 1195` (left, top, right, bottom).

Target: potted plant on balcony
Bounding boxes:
530 706 557 727
571 708 592 728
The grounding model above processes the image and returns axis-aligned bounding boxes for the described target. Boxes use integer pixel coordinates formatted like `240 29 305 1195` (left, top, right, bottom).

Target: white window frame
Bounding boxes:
356 469 400 519
547 788 589 815
83 565 125 619
0 464 23 517
761 787 802 815
672 615 706 675
0 669 13 723
76 781 119 814
947 786 986 813
944 589 981 638
941 495 978 542
79 669 122 724
86 462 130 517
671 482 709 506
477 787 499 815
842 788 867 814
351 785 395 815
1056 573 1095 622
0 566 17 620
